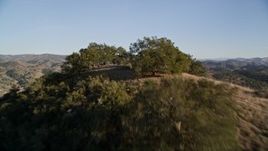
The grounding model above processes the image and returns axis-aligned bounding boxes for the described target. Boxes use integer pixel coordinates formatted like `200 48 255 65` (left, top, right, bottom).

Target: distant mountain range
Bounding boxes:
203 57 268 69
0 54 66 96
202 57 268 94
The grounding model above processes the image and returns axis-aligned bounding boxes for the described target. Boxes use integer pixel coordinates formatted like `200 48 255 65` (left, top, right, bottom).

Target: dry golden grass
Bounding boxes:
92 67 268 150
180 73 268 151
133 72 268 150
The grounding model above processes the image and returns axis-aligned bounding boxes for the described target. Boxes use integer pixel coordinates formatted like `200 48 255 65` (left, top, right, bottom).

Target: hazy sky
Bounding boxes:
0 0 267 58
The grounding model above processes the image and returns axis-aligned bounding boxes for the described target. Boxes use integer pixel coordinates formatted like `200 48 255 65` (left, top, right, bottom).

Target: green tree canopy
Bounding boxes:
130 37 192 75
62 43 129 73
189 59 207 76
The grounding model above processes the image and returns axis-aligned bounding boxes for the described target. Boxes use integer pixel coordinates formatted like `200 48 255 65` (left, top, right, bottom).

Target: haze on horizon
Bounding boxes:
0 0 267 59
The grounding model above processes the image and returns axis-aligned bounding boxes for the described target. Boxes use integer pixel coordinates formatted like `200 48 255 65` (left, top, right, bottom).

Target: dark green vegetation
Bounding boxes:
62 43 130 73
0 75 239 151
130 37 191 75
203 58 268 98
0 37 243 150
0 54 65 96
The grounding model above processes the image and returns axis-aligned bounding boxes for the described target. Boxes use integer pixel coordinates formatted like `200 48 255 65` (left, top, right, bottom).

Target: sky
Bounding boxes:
0 0 268 59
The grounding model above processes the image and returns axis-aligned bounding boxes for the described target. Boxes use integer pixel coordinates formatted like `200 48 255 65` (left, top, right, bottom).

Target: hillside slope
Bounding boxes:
0 63 267 150
0 70 241 150
131 72 268 150
69 65 268 150
180 73 268 151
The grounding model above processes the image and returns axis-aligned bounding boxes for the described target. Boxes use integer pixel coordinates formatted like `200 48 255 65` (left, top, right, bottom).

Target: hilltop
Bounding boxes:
0 37 267 150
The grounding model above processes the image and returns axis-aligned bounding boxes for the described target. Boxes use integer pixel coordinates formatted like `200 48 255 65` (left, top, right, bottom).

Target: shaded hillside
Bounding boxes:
0 54 65 96
0 70 241 151
1 65 268 150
